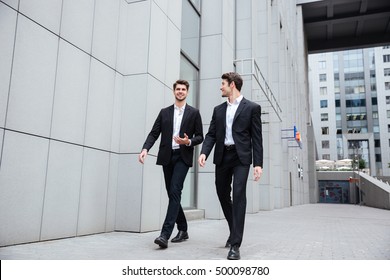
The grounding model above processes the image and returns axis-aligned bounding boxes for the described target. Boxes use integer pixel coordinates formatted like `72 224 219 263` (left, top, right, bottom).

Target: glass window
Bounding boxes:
335 99 340 107
318 61 326 69
321 113 328 121
346 99 366 107
180 0 201 209
319 74 326 82
384 55 390 63
320 100 328 108
180 56 198 107
386 96 390 104
345 85 365 94
347 114 367 121
322 154 330 160
385 68 390 76
385 82 390 90
322 127 329 135
181 0 200 65
375 139 380 148
344 72 364 80
320 87 327 95
322 141 330 149
370 52 375 69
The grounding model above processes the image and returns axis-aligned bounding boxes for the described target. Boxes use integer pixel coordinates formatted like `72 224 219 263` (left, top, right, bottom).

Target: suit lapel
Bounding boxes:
221 102 227 130
168 105 174 134
180 105 190 131
233 97 247 123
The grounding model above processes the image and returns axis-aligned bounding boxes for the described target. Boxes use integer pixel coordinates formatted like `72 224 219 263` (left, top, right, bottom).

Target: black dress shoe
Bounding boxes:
227 245 240 260
171 231 189 243
154 236 168 248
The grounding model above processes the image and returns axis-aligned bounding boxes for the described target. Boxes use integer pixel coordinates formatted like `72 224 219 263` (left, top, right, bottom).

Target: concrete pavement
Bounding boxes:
1 204 390 260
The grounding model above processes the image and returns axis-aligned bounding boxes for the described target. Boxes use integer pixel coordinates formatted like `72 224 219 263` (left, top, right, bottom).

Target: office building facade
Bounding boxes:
0 0 311 246
310 46 390 176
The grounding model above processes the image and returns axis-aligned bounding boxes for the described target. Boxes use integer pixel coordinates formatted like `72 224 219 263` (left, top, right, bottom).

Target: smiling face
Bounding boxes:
174 83 188 102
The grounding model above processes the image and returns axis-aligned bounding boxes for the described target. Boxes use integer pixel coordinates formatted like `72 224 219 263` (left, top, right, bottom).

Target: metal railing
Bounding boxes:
233 58 282 121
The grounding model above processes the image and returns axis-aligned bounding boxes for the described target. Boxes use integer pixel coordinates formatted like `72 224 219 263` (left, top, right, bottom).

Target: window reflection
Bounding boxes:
181 0 200 65
180 0 201 209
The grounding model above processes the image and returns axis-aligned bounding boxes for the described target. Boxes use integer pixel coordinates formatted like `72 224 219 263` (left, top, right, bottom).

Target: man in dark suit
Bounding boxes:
139 80 203 249
198 72 263 260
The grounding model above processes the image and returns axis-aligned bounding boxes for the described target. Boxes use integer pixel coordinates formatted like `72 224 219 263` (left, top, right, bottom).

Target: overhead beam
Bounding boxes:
305 11 390 26
308 33 390 54
296 0 324 5
299 0 373 7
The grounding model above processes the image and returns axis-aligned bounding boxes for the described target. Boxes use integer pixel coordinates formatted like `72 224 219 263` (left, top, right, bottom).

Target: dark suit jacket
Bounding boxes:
142 104 203 167
201 97 263 167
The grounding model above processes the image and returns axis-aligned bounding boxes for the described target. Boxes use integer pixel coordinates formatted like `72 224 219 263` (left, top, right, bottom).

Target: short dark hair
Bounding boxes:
221 72 243 91
173 80 190 90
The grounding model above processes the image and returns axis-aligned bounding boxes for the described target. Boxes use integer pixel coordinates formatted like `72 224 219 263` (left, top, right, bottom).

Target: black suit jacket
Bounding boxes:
142 104 203 167
201 97 263 167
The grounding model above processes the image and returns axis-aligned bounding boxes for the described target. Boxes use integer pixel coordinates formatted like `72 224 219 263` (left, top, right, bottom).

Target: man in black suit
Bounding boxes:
139 80 203 249
198 72 263 260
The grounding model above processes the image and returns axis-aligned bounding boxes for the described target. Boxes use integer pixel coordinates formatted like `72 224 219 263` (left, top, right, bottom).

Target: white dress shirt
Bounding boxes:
225 95 243 145
172 104 185 149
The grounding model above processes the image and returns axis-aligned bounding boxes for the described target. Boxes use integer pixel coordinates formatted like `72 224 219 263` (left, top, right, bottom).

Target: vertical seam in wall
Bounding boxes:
116 0 126 213
234 0 237 63
103 97 112 231
193 1 202 208
104 0 123 232
113 71 124 231
0 3 19 171
146 0 151 75
38 0 65 242
164 2 168 87
76 0 97 236
137 0 153 233
104 153 111 232
114 0 122 71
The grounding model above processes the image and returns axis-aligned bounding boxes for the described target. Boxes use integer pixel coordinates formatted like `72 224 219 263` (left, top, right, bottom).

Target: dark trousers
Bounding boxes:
161 150 189 239
215 148 250 247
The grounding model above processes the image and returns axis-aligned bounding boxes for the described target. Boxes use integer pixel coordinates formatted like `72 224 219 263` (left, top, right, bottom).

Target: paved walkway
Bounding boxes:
1 204 390 260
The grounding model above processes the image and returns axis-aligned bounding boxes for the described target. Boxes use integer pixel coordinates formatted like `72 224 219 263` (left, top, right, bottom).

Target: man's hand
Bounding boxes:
254 166 263 181
138 149 148 164
198 154 206 167
173 133 190 145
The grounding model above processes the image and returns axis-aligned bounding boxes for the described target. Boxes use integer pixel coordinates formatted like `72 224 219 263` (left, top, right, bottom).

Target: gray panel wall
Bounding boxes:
0 0 311 246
